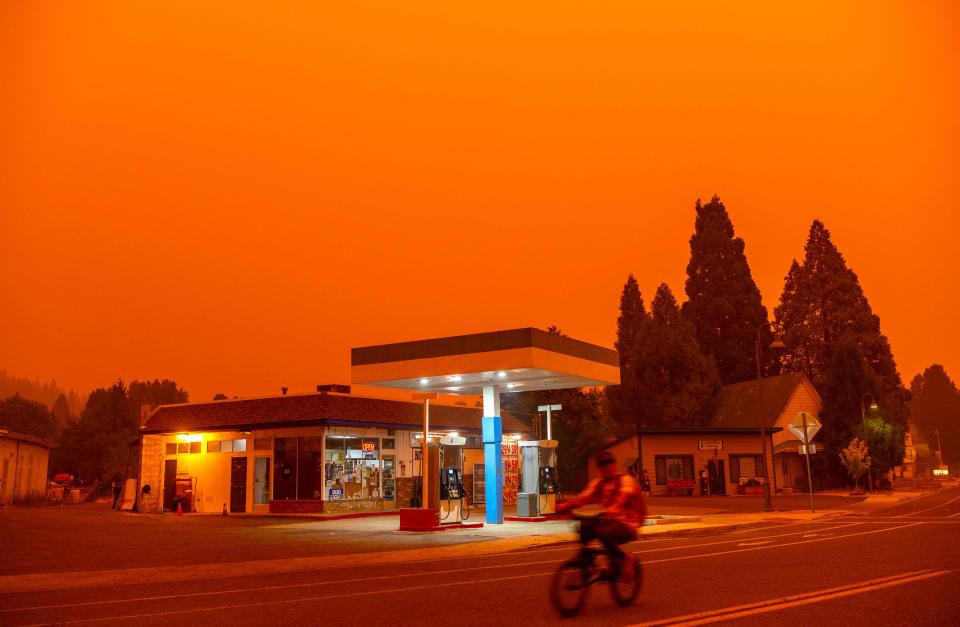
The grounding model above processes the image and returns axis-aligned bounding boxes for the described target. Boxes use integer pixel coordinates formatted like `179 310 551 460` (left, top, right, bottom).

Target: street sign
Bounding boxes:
788 412 821 443
537 404 562 412
798 444 817 455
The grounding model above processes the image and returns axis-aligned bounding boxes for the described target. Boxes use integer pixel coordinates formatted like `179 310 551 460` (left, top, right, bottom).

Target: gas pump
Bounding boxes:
438 435 469 523
517 440 560 517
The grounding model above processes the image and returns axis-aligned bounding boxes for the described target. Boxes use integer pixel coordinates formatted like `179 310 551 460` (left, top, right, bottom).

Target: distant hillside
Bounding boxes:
0 370 86 416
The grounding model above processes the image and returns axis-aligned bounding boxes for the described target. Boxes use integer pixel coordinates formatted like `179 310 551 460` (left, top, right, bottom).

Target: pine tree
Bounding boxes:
607 274 650 431
774 220 908 426
682 196 771 384
51 393 72 424
635 284 721 427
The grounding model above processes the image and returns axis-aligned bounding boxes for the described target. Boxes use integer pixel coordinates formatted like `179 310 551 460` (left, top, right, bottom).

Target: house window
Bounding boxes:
654 456 694 485
730 455 766 483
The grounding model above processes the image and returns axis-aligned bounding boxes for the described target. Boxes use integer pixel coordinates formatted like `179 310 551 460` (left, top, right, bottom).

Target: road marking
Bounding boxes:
899 493 960 518
20 569 557 626
6 523 916 617
630 569 954 626
641 523 921 567
635 523 858 555
736 540 774 546
1 523 858 614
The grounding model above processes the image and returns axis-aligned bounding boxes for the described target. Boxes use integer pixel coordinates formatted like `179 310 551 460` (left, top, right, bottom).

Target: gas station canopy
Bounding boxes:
351 327 620 393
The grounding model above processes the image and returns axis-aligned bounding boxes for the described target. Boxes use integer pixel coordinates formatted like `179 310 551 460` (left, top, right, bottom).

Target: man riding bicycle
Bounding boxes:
557 450 645 576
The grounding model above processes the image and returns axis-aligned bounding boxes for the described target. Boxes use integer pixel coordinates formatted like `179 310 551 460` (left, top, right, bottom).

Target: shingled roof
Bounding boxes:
141 392 531 435
711 372 813 429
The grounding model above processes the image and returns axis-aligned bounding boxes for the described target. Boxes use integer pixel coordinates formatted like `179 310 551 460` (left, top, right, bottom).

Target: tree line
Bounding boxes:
508 196 953 489
0 379 188 484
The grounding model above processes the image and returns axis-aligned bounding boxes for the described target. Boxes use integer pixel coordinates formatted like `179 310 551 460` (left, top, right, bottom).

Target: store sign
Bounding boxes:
362 442 375 452
328 488 343 500
698 440 723 451
933 468 949 476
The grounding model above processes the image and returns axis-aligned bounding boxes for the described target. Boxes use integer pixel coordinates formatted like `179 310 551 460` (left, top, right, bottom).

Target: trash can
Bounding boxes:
516 492 537 517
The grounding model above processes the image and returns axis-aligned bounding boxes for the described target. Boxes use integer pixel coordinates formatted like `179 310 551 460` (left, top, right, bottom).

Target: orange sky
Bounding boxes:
1 2 958 403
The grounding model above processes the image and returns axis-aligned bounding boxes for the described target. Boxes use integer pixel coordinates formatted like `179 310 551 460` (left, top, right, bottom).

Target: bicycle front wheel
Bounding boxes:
610 553 642 607
550 558 591 618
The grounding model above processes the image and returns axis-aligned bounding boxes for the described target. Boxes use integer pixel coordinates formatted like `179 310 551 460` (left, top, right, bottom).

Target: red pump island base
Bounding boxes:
398 508 483 532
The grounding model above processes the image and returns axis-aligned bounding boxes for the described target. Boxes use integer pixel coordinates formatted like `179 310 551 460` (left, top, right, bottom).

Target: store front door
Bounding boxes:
230 457 247 513
163 459 177 511
708 459 725 495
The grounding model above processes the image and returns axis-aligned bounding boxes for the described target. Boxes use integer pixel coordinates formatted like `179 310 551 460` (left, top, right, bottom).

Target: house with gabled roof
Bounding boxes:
594 372 822 496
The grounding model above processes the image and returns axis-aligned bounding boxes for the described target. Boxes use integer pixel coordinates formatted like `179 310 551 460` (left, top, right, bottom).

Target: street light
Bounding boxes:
861 393 879 491
755 323 786 513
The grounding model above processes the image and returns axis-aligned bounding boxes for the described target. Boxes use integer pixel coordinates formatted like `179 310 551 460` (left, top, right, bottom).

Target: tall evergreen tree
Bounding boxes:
607 274 650 431
634 284 720 427
910 364 960 467
817 338 904 485
774 220 908 426
51 392 72 424
682 196 771 385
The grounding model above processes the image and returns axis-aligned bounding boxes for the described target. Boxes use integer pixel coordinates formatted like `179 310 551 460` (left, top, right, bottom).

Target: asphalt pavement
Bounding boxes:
1 485 957 625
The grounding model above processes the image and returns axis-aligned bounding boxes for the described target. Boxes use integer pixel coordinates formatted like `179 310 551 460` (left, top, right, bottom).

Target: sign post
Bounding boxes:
788 411 821 513
537 404 561 441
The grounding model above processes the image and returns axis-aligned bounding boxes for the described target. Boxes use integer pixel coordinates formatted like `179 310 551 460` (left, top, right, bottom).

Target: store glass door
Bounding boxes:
382 456 395 503
254 457 271 505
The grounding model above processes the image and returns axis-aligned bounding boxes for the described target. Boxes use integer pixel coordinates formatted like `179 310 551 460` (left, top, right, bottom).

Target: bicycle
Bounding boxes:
550 510 642 618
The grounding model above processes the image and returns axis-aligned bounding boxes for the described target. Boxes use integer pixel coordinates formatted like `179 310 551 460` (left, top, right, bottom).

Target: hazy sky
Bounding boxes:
1 2 958 402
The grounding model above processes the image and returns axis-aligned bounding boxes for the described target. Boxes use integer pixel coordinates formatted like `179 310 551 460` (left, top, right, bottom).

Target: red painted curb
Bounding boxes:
399 522 485 532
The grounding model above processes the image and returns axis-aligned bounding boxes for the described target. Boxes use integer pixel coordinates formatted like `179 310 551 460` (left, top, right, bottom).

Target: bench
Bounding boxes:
666 479 694 496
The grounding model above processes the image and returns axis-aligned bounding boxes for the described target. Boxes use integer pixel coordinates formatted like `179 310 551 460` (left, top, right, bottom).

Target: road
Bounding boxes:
1 486 958 626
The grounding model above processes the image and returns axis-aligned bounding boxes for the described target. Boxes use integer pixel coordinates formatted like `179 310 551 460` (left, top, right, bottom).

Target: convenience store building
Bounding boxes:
136 387 531 514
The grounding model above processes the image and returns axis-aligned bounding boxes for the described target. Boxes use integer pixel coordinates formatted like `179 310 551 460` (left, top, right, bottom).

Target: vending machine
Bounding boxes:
517 440 559 517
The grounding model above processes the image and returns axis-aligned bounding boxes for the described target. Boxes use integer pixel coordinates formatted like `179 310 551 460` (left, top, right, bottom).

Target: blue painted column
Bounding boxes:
482 415 503 524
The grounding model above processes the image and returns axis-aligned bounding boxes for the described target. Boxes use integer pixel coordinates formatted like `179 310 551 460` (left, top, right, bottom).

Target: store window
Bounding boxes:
254 438 271 451
207 441 221 453
654 456 694 485
189 441 201 454
273 437 298 500
730 455 766 483
323 436 381 501
298 437 324 500
177 442 189 454
165 443 177 455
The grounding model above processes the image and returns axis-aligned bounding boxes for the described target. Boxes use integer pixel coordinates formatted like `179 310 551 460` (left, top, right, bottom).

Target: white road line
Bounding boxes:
628 569 954 626
736 540 774 546
899 493 960 518
3 523 859 614
8 523 917 618
19 570 556 626
641 523 921 567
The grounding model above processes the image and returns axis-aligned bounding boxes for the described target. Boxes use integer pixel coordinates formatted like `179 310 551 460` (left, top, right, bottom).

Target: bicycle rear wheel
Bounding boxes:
610 553 642 606
550 558 591 617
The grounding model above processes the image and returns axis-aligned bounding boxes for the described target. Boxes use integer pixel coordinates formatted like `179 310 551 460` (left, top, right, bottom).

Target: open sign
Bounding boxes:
362 442 375 452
